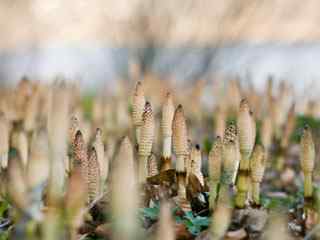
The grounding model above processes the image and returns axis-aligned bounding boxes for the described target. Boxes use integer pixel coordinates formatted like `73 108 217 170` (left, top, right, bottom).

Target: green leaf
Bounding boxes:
141 207 159 220
191 216 210 227
182 211 210 235
140 203 161 221
0 201 9 218
183 219 194 229
188 225 201 235
0 231 9 240
260 190 303 210
175 216 183 224
184 211 194 220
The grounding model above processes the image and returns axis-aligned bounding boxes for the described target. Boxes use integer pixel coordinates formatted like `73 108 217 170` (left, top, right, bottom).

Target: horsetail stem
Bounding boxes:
11 129 28 167
260 115 272 161
27 129 49 190
277 103 295 170
147 153 159 177
208 136 222 209
69 116 80 143
250 145 266 205
172 105 190 211
190 144 204 186
236 99 256 208
24 88 39 133
111 137 139 240
161 92 174 170
87 146 101 204
138 102 154 183
281 104 295 149
73 130 88 185
93 128 107 189
132 81 146 145
47 82 69 204
300 125 315 198
214 105 226 138
65 167 86 240
156 202 175 240
7 150 29 212
0 113 9 169
222 139 240 186
222 124 240 186
172 105 189 172
210 186 231 239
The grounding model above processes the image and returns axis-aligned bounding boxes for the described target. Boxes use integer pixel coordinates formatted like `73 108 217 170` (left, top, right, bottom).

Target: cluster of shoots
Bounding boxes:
209 99 266 210
0 76 319 240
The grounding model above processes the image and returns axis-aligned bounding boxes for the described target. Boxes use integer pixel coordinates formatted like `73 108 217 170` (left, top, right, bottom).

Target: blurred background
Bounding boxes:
0 0 320 92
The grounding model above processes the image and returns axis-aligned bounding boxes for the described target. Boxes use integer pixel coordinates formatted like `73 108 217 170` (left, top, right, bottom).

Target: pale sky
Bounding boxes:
1 0 320 90
1 0 320 49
